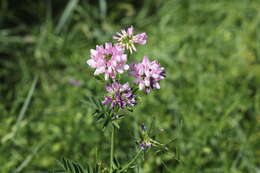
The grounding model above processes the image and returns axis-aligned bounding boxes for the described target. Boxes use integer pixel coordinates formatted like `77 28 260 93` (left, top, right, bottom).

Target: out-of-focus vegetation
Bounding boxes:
0 0 259 172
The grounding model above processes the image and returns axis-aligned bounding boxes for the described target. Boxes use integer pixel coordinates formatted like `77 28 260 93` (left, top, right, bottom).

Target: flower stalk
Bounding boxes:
119 149 142 173
109 124 115 173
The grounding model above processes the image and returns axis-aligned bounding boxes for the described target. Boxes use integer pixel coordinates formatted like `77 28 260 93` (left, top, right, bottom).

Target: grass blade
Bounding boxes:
15 141 44 173
55 0 79 34
1 76 38 143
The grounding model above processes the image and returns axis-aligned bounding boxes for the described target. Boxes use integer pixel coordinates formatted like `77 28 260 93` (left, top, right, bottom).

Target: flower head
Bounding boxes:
87 43 129 80
141 123 147 132
130 56 165 93
102 82 136 109
113 26 147 53
140 141 152 150
139 123 152 150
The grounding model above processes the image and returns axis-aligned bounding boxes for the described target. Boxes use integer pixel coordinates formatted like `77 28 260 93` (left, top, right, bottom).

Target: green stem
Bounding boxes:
109 125 115 173
119 149 142 173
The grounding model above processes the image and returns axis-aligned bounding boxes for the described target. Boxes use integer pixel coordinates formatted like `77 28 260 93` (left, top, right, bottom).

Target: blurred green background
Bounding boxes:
0 0 260 172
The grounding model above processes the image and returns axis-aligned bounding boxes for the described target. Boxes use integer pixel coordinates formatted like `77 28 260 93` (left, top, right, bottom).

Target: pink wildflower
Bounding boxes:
86 43 129 80
102 82 136 109
130 56 165 93
113 26 147 53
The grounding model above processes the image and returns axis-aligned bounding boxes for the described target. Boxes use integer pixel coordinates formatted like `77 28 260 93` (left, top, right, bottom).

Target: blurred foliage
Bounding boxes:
0 0 260 172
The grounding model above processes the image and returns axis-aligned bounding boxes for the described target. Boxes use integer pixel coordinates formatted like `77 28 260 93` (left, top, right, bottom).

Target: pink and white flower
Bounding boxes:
113 26 147 53
130 56 165 93
102 82 136 109
86 43 129 80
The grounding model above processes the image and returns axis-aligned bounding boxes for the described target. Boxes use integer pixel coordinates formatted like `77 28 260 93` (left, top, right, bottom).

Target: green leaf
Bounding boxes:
113 156 121 169
59 158 85 173
93 75 104 82
86 163 93 173
112 121 120 129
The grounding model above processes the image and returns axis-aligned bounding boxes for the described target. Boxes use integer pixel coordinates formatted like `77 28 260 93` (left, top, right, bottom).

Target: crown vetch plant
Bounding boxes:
57 26 175 173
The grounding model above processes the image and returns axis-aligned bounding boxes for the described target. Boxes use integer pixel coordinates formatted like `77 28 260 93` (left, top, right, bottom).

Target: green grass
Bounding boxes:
0 0 259 172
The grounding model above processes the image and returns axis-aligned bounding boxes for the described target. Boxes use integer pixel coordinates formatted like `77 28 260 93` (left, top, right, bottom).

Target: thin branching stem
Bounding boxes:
109 124 115 173
119 149 142 173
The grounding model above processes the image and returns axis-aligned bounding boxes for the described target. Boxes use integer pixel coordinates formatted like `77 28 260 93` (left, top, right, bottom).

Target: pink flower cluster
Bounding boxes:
87 43 129 80
130 56 165 93
102 82 136 109
86 26 165 109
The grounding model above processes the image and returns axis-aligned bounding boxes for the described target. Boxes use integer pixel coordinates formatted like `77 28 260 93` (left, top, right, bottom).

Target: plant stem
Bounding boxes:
109 124 115 173
119 149 142 173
